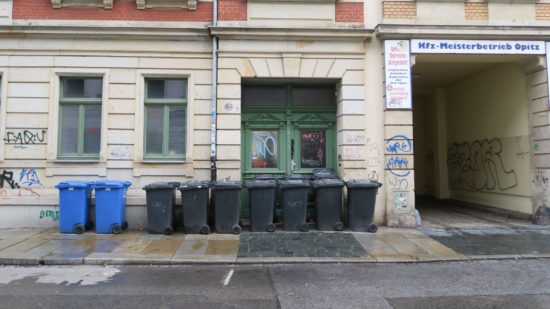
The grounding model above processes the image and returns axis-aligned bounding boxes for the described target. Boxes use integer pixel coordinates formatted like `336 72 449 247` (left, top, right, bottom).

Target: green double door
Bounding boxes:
241 111 336 180
241 83 338 180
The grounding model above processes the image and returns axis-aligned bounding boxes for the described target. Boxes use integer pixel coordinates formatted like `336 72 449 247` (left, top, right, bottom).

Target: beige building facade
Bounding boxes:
0 0 549 229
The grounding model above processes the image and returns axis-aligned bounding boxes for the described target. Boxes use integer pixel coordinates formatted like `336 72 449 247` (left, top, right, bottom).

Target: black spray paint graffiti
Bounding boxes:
447 138 518 191
4 130 47 148
0 170 19 189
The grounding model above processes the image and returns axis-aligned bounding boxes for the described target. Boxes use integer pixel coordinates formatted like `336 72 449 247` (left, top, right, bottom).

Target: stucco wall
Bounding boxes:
0 35 212 228
445 63 532 214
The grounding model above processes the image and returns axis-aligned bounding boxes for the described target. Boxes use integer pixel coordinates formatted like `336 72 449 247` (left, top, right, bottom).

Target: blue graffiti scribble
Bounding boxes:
385 135 413 154
386 156 410 177
19 169 41 187
253 134 276 158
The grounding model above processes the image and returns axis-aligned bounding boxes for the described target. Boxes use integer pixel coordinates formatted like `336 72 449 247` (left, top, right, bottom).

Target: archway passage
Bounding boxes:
411 54 535 227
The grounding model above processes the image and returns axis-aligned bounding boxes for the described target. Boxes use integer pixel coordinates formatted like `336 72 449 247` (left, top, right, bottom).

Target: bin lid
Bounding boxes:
143 182 177 191
167 181 181 187
279 179 310 189
346 179 382 188
244 179 277 188
312 178 345 188
253 174 278 180
178 181 210 190
94 180 132 189
55 180 91 190
312 168 339 179
285 173 311 180
211 180 243 189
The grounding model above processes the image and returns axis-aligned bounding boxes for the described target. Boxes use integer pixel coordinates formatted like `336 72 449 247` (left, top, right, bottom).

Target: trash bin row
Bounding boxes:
143 175 382 236
55 180 131 234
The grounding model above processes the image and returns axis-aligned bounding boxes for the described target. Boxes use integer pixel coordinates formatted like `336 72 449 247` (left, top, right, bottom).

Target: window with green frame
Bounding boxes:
144 78 187 160
58 77 102 160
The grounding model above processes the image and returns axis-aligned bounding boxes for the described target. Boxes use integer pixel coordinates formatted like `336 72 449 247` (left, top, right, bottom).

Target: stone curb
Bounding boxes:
2 255 550 266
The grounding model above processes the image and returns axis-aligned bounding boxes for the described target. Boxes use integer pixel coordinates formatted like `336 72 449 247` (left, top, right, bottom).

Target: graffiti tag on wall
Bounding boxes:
3 130 46 149
0 169 41 198
447 138 518 191
40 210 59 221
385 135 413 177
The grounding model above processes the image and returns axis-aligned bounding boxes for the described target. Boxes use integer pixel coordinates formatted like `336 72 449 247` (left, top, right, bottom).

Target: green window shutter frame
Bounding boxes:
57 77 102 160
143 78 187 161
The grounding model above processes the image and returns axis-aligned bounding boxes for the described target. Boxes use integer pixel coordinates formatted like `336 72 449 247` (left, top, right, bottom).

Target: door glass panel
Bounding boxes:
300 130 326 168
251 130 278 168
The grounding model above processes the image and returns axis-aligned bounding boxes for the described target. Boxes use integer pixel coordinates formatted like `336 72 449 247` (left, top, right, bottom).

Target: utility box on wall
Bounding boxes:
392 191 410 214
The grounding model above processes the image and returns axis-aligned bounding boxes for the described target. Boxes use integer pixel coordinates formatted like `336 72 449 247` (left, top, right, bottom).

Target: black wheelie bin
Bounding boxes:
178 181 211 234
143 182 179 235
345 180 382 233
211 181 243 234
245 179 277 232
312 178 345 231
279 178 310 232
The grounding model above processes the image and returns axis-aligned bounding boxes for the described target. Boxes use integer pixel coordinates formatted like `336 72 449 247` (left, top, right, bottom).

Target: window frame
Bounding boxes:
57 76 104 161
143 77 188 161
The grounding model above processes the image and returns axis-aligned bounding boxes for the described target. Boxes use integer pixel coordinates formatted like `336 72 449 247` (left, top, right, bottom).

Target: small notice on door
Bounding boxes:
301 131 326 168
384 40 412 109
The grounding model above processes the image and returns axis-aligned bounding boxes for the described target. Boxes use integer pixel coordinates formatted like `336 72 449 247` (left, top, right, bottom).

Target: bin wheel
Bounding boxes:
122 221 129 230
368 224 378 233
266 223 276 233
335 221 344 231
111 224 122 234
199 225 210 235
300 223 309 232
232 225 241 235
164 227 173 235
75 224 85 234
86 222 94 230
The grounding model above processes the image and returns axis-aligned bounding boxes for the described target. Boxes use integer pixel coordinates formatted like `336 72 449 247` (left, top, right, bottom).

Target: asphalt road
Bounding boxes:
1 260 550 309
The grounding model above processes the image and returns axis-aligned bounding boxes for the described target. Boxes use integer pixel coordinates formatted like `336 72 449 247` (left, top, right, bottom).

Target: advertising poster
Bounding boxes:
384 40 412 109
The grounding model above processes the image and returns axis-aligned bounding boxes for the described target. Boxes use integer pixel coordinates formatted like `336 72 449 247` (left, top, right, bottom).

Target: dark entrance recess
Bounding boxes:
241 80 338 218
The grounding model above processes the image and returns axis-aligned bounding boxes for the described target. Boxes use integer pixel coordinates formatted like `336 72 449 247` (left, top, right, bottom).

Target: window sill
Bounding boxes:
141 160 187 164
51 0 113 9
54 159 101 163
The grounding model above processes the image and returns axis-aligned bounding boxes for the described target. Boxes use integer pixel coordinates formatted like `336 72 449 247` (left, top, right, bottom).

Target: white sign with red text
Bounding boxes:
385 40 412 109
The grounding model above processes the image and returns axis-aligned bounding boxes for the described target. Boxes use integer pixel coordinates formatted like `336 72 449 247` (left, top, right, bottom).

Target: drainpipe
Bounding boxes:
210 0 218 181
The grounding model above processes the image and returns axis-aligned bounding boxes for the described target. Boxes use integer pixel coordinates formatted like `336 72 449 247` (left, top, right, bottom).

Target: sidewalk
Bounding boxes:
1 226 549 266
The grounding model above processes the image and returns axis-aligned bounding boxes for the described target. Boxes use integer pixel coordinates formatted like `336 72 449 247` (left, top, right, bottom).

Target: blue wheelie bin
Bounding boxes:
55 180 93 234
94 180 132 234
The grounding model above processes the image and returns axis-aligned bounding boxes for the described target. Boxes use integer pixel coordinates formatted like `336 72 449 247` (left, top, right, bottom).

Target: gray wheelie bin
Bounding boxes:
346 180 382 233
279 178 310 232
211 181 243 234
312 178 345 231
312 168 338 180
245 179 277 232
178 181 211 234
143 182 179 235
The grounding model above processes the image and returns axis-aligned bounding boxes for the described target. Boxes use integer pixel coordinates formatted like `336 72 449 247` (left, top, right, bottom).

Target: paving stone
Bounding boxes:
111 239 151 254
173 239 208 256
0 229 46 239
238 232 367 258
0 239 27 250
140 239 183 255
426 230 550 256
206 240 239 256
